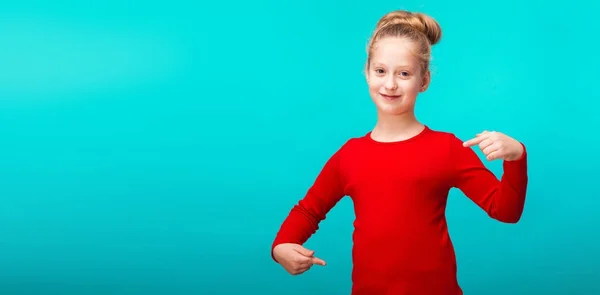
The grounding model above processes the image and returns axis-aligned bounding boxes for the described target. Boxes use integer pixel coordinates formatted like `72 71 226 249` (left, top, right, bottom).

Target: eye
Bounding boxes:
375 68 385 75
399 71 410 77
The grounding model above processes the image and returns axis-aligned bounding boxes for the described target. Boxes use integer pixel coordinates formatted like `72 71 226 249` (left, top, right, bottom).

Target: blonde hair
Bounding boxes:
366 10 442 74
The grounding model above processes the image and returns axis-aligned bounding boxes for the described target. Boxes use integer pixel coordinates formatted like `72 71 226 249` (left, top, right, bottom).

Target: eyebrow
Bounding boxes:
372 63 414 70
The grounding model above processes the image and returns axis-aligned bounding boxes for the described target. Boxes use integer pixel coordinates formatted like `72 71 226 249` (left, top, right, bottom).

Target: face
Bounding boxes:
365 37 430 116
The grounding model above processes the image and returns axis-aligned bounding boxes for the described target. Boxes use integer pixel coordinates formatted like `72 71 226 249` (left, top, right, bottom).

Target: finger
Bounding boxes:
486 149 504 161
293 245 314 257
476 130 490 137
482 141 499 155
463 133 489 147
478 138 494 151
291 265 310 275
297 256 314 267
293 253 313 265
463 136 484 147
311 257 326 266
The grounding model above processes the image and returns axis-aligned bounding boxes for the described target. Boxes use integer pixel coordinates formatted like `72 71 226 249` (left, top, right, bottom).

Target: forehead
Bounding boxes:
370 37 419 67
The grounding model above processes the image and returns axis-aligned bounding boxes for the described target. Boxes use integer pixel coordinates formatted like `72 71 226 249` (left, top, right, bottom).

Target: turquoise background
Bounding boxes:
1 0 598 294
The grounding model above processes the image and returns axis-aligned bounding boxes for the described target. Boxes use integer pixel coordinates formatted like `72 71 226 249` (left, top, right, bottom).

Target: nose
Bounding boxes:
384 76 397 91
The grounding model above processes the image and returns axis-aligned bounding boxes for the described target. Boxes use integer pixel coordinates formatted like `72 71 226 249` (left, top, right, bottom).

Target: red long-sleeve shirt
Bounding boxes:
271 126 528 295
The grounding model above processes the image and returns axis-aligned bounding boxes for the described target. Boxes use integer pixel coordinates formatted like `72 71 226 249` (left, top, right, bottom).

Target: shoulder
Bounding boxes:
336 135 363 154
423 127 479 160
326 133 371 162
426 127 483 164
424 126 464 146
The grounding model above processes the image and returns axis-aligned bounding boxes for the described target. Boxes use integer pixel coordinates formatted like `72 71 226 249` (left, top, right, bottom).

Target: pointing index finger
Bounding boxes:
463 136 483 147
463 131 490 147
311 257 326 266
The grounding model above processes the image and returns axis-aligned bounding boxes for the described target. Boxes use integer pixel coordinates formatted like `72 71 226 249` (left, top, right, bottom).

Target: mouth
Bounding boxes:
380 93 402 101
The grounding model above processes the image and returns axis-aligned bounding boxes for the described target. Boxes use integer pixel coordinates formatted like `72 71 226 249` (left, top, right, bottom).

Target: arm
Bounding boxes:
450 133 528 223
271 146 347 260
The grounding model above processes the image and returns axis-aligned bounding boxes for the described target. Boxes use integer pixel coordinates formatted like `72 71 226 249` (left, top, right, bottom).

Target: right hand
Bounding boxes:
272 243 326 275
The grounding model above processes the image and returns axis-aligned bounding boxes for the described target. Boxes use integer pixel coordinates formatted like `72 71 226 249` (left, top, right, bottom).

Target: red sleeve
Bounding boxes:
449 135 529 223
271 145 347 261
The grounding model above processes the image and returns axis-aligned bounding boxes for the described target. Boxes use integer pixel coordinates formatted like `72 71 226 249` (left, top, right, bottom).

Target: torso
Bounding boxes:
338 127 463 295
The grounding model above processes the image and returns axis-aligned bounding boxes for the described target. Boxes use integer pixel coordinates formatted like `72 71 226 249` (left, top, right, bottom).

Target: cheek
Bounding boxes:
367 80 381 92
367 76 385 89
366 76 421 93
403 80 422 93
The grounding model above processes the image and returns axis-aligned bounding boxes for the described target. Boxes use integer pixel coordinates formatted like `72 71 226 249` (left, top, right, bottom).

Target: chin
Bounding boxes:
381 109 410 116
373 99 413 116
374 104 411 116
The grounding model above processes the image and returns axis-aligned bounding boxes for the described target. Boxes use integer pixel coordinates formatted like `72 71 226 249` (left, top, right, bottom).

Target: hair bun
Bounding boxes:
376 11 442 45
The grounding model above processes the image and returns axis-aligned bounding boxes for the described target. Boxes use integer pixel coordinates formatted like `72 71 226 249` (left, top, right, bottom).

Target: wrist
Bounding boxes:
506 142 525 161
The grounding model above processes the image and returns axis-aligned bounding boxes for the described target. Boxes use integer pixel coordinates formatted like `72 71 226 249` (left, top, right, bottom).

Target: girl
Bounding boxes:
271 10 528 295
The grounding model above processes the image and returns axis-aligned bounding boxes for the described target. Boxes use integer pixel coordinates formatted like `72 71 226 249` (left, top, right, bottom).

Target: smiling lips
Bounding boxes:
380 93 402 101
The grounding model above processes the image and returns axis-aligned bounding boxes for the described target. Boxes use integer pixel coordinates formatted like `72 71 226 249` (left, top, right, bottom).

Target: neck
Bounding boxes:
370 111 425 142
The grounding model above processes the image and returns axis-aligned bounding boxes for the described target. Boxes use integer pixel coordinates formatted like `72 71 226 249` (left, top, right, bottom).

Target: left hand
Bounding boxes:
463 130 524 161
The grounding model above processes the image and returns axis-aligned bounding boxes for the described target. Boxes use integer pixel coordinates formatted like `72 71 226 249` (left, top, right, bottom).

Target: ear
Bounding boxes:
420 70 431 92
